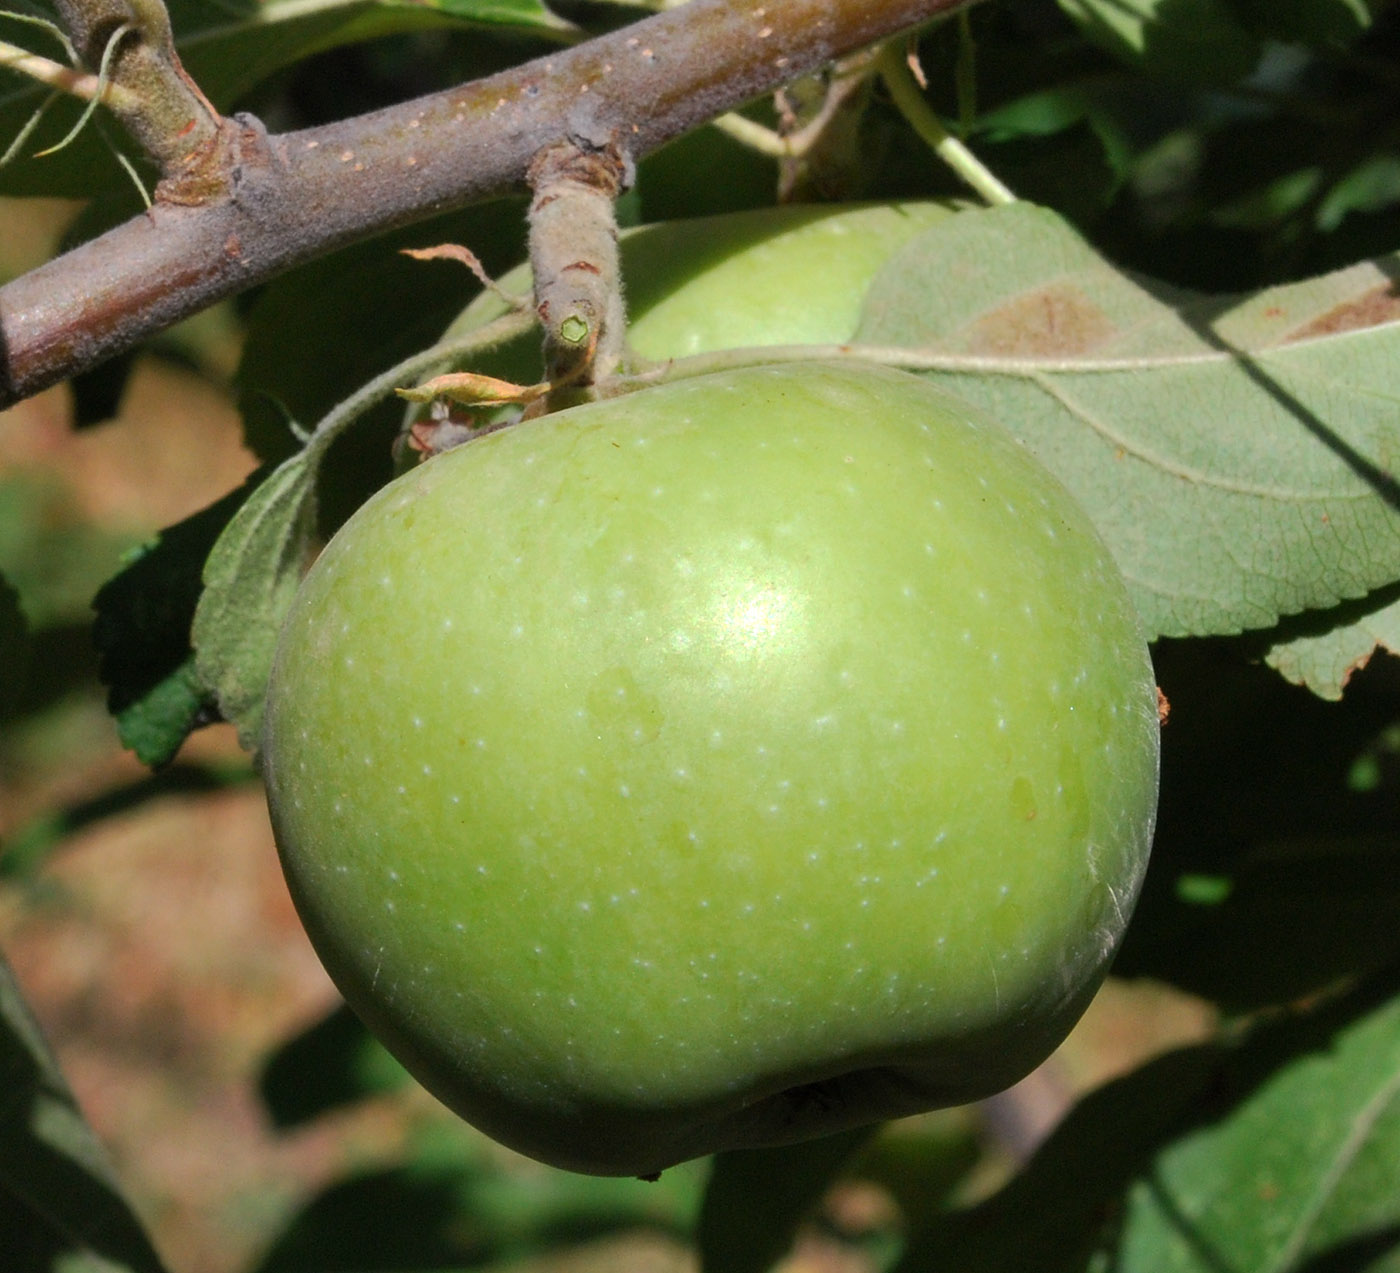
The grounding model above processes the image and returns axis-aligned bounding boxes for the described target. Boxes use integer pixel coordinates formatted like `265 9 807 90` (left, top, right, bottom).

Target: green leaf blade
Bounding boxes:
92 482 267 769
0 951 169 1273
1116 983 1400 1273
855 202 1400 645
191 452 316 754
171 0 576 110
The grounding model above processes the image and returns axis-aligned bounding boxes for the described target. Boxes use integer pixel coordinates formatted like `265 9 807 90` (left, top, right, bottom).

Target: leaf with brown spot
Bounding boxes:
965 283 1118 358
855 202 1400 690
1285 282 1400 342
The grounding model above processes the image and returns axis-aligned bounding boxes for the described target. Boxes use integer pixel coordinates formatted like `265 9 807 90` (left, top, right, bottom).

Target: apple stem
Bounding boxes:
527 140 631 406
877 40 1016 207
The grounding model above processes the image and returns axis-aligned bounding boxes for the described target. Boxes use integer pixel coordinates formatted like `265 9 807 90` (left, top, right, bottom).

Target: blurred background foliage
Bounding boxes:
1 0 1399 1270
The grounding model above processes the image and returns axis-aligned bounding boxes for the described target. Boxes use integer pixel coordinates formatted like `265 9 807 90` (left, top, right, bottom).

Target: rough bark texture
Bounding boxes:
0 0 980 408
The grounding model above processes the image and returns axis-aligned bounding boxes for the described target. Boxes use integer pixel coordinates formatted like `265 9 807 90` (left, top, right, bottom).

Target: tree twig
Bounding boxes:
47 0 226 189
0 0 983 409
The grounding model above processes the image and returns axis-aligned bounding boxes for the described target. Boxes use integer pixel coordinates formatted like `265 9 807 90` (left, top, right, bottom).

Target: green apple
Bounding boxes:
263 360 1159 1177
431 200 961 388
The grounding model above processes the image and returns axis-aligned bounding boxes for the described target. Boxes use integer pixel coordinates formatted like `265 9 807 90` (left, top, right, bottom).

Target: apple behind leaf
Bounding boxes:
263 360 1159 1177
431 200 962 390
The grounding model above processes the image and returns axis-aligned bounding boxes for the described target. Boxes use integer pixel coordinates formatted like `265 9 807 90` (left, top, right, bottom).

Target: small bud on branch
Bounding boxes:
528 139 629 392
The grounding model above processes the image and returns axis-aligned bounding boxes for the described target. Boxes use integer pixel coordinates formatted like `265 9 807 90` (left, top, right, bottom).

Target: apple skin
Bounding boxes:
263 360 1159 1177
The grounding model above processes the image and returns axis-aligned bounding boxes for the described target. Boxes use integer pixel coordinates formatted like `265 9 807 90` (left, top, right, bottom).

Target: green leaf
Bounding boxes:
893 1044 1227 1273
1056 0 1261 83
0 25 156 200
0 570 31 722
0 949 168 1273
170 0 576 112
898 976 1400 1273
110 657 211 768
1229 0 1375 46
0 475 133 630
191 451 316 753
854 202 1400 644
1263 585 1400 699
1115 980 1400 1273
253 1131 703 1272
92 483 254 767
695 1129 874 1273
259 1003 409 1130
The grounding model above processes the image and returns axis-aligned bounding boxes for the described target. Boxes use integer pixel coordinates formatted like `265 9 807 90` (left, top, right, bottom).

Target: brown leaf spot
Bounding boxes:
966 284 1116 357
1286 281 1400 342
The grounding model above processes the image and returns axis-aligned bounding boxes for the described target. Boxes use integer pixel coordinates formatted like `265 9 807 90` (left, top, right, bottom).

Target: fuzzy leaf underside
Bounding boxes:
1264 587 1400 698
190 453 316 754
855 202 1400 683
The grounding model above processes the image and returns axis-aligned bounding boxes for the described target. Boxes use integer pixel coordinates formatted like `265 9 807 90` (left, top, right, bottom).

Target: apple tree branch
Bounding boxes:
0 0 982 409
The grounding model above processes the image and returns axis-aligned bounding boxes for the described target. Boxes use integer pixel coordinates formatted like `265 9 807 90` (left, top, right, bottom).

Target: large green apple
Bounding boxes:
263 360 1159 1177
